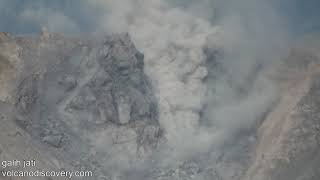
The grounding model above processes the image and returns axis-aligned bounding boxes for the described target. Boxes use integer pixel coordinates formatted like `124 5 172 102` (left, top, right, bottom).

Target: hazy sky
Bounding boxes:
0 0 319 36
277 0 320 34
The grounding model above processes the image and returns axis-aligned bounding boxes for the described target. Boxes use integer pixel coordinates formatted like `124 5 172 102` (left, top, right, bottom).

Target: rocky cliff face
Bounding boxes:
0 32 161 179
244 37 320 180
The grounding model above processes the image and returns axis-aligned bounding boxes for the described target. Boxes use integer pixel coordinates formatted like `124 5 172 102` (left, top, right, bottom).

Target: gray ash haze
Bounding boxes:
0 0 319 35
0 0 320 180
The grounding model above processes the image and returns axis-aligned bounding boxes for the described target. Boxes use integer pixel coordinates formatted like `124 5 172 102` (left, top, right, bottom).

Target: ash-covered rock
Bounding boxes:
8 32 161 179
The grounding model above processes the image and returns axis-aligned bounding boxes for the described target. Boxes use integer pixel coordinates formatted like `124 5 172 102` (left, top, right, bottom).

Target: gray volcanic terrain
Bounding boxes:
1 31 320 180
0 32 163 179
0 1 320 180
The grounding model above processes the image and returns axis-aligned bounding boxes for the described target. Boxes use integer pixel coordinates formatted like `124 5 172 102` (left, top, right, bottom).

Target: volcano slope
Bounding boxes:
244 35 320 180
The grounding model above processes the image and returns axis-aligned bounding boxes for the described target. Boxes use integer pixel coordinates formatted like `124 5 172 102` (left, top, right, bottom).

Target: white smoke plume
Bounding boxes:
83 0 291 159
88 0 218 152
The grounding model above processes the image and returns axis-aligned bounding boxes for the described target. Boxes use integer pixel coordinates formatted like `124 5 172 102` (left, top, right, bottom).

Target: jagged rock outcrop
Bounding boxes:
0 32 161 179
